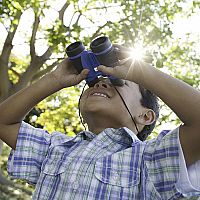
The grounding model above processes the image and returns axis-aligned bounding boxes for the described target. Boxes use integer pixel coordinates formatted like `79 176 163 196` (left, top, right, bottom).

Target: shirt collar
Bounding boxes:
104 127 140 146
77 127 140 146
76 130 96 141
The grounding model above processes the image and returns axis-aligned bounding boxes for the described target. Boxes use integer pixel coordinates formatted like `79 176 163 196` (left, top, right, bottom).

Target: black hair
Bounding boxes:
137 85 160 141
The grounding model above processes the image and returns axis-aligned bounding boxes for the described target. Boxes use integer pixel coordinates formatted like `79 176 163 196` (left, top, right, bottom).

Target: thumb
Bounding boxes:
75 69 89 84
97 65 115 76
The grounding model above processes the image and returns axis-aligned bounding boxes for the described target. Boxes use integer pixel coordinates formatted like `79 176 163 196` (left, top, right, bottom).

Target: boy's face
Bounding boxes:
79 78 145 132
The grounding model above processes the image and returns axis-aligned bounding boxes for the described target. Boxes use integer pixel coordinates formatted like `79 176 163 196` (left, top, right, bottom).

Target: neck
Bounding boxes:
84 113 138 135
86 114 115 134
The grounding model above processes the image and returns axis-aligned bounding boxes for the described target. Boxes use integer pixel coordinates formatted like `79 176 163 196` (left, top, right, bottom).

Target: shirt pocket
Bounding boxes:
42 158 67 176
41 145 77 176
94 153 141 188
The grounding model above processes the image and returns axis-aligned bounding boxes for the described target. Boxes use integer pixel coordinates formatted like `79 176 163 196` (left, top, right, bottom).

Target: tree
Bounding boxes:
0 0 199 198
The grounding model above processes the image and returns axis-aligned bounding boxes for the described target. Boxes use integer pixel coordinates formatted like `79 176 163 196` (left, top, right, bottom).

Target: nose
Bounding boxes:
94 80 110 89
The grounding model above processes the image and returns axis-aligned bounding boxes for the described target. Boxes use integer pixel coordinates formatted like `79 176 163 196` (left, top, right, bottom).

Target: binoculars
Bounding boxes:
66 36 124 87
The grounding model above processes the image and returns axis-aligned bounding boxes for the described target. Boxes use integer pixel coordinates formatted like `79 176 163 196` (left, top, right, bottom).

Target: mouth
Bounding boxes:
89 91 110 98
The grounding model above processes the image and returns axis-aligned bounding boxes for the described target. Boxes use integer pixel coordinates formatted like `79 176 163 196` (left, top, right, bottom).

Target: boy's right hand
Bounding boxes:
51 58 89 88
0 58 89 150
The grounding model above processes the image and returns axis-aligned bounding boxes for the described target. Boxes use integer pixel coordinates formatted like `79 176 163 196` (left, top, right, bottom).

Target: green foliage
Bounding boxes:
0 0 200 199
35 87 82 136
47 19 70 50
0 145 34 199
0 0 48 21
8 55 30 84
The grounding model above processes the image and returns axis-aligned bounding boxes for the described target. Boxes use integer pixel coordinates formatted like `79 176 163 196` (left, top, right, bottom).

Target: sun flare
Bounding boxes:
129 44 145 61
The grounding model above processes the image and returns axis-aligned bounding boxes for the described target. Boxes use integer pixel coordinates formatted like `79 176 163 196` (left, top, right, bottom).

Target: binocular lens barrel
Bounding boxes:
91 36 117 68
66 42 85 73
66 42 85 58
90 36 112 54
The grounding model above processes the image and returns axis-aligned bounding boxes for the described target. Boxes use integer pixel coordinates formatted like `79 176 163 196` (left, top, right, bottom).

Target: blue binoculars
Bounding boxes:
66 36 124 87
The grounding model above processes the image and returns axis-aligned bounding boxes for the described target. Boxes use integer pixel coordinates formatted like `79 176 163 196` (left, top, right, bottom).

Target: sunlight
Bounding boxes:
129 44 146 61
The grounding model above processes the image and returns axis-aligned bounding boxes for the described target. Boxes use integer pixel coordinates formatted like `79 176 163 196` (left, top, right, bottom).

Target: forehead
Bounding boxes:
117 80 142 100
125 80 139 89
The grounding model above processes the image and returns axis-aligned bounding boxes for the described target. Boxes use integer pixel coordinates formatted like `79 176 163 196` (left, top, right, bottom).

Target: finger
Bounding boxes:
74 69 89 84
60 58 70 67
118 57 132 65
97 65 115 76
114 44 131 52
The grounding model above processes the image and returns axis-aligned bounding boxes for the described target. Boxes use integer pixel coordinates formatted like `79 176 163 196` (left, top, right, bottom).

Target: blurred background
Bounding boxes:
0 0 199 199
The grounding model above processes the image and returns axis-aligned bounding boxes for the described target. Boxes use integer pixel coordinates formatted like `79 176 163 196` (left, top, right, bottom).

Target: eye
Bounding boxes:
125 81 129 86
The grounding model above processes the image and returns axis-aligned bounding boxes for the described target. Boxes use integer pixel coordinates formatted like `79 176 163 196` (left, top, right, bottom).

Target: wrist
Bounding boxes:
43 72 65 92
46 71 66 90
130 61 152 84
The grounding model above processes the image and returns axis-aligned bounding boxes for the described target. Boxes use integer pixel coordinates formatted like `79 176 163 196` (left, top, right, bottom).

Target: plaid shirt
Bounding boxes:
7 122 193 199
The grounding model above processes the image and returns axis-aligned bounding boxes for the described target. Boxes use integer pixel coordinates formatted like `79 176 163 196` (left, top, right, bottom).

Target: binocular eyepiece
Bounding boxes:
66 36 124 87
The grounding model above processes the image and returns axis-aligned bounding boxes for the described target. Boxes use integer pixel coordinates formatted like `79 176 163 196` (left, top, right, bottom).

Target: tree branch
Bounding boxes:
0 10 22 100
68 11 78 30
30 13 40 59
39 2 70 62
74 12 82 27
58 2 69 22
40 46 54 62
91 21 112 40
11 3 70 95
86 4 120 11
91 16 132 40
0 10 22 64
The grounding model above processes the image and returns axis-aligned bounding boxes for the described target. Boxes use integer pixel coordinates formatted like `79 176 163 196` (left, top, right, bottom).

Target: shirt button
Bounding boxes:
112 174 119 183
73 181 79 190
114 171 119 176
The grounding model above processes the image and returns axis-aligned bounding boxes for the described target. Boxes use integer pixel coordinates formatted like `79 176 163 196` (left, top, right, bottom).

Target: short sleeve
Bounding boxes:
145 127 200 199
188 161 200 190
7 121 51 184
175 130 200 197
144 128 182 199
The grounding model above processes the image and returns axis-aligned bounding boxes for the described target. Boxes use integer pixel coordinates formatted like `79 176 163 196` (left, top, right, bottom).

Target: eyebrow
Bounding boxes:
98 77 109 81
98 77 112 84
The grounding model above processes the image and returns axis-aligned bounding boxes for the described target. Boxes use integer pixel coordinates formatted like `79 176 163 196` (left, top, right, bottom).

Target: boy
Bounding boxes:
0 45 200 199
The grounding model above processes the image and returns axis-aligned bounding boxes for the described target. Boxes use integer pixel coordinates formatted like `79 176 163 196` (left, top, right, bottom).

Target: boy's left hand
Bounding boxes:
97 58 144 84
97 45 146 84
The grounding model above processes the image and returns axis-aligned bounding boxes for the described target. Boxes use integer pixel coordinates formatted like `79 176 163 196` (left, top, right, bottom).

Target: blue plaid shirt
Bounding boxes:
7 122 199 199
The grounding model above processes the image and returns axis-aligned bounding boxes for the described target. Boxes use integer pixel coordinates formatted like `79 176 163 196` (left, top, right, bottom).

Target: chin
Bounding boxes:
81 107 114 121
81 101 109 112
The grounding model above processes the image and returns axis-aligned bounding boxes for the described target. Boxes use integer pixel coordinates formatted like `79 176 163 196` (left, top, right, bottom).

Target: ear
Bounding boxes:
135 108 156 126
